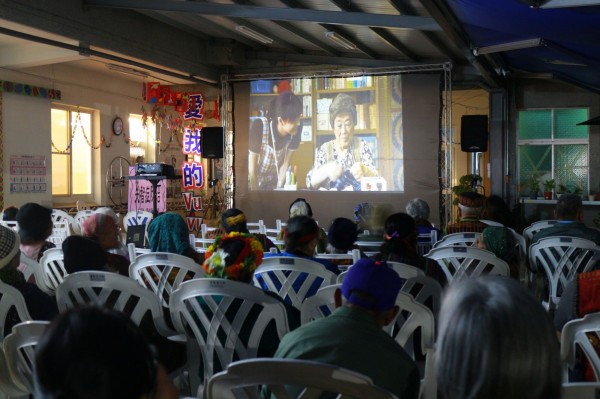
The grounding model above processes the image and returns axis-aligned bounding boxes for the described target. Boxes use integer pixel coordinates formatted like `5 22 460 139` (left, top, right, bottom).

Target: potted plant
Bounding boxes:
543 179 555 200
527 173 540 199
451 174 482 205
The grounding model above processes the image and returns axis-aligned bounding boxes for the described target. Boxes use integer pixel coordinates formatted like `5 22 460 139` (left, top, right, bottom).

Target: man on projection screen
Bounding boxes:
248 91 303 190
306 93 378 190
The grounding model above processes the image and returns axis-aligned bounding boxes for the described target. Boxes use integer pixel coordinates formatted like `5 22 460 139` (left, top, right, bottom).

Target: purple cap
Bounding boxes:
341 258 402 311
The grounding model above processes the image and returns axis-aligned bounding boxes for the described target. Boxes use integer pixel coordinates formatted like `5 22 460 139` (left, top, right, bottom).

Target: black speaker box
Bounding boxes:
201 127 224 159
461 115 488 152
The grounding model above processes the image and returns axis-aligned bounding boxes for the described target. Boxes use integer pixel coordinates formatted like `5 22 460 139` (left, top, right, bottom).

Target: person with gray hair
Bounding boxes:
531 193 600 245
436 276 562 399
306 93 378 190
405 198 442 240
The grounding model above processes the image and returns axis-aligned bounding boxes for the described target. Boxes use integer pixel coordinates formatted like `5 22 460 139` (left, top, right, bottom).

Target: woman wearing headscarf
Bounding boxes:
82 213 129 276
476 226 518 278
147 212 202 263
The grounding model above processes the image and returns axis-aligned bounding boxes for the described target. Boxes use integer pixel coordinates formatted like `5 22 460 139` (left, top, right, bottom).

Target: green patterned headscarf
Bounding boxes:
146 213 191 255
482 226 516 262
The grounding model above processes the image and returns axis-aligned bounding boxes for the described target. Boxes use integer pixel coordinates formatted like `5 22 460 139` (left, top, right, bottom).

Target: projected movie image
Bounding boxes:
248 75 404 192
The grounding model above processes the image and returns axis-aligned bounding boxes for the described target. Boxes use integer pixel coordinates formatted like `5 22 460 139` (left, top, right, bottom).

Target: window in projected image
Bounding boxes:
247 75 404 192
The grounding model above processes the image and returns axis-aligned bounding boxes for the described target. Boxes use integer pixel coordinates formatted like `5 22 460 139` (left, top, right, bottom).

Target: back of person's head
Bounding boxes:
0 224 21 271
483 195 512 226
288 198 313 218
329 93 357 128
221 208 248 233
340 259 401 322
202 232 264 283
457 192 485 218
405 198 430 221
284 215 319 252
555 193 582 220
268 91 302 122
381 213 417 260
2 206 19 221
327 217 358 252
62 236 108 274
436 276 561 399
481 226 516 262
82 213 118 238
16 202 52 244
146 212 191 255
94 207 119 224
35 306 158 399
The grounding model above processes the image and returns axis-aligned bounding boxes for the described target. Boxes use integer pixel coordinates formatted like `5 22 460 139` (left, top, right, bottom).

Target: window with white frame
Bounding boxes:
51 107 93 196
518 108 589 196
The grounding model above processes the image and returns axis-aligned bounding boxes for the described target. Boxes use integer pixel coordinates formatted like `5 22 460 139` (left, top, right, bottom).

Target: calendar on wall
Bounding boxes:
9 155 47 193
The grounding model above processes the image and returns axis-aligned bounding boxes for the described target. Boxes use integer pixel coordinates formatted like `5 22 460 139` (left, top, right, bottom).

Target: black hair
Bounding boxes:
35 306 157 399
2 206 19 221
267 91 302 123
555 193 582 220
16 203 53 244
379 213 417 262
284 215 319 254
221 208 249 233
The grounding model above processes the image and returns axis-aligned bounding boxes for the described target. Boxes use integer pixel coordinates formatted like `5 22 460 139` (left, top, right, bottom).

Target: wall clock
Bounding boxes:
112 116 124 136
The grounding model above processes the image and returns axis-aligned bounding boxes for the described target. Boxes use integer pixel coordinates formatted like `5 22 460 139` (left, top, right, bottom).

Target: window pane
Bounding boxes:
51 109 69 151
71 111 92 194
52 154 69 195
518 110 551 140
555 144 589 194
519 144 551 195
555 109 588 139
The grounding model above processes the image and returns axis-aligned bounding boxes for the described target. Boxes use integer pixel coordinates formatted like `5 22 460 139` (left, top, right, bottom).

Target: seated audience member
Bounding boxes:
147 212 202 263
17 202 55 264
376 213 420 268
436 276 561 399
280 198 328 253
94 207 128 258
0 225 58 334
267 215 338 275
2 206 19 221
405 198 442 240
531 193 600 245
35 306 179 399
220 208 278 252
82 213 129 275
326 217 365 265
62 236 109 274
476 226 519 278
202 232 300 355
446 192 488 234
271 258 420 399
482 194 514 227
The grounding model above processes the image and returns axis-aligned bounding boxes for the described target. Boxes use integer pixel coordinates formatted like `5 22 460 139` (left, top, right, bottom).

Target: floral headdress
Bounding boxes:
202 232 264 282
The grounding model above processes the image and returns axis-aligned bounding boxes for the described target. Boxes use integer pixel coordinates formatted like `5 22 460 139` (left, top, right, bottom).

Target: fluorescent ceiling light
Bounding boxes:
325 31 357 50
235 25 273 44
106 63 149 78
473 38 543 56
540 0 600 8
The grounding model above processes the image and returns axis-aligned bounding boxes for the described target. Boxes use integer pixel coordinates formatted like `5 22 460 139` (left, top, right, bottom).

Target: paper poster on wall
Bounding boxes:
127 166 167 213
9 155 47 193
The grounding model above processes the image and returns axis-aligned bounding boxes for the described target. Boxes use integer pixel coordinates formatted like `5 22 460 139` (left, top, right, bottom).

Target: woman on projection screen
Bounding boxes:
306 93 378 191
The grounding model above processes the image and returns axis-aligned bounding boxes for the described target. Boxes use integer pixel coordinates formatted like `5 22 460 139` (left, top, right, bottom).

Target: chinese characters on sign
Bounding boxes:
127 166 167 213
10 155 47 193
181 127 204 191
183 93 205 120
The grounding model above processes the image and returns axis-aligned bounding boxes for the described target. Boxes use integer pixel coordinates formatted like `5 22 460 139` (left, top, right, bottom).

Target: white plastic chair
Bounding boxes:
129 252 205 307
39 248 67 293
529 236 600 310
20 253 53 295
123 210 154 232
47 220 70 247
562 382 600 399
0 280 31 340
523 220 559 244
561 312 600 382
73 209 95 234
417 229 438 256
126 242 152 262
432 232 481 249
424 246 509 285
0 346 28 397
56 271 176 338
314 249 361 264
300 284 340 324
253 257 337 310
51 209 76 235
2 321 50 394
169 278 290 396
247 220 265 234
206 358 399 399
400 275 443 319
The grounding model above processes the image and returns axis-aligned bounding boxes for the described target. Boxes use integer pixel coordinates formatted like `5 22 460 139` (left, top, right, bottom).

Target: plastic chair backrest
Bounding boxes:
47 220 70 246
206 358 399 399
314 249 361 264
20 253 53 295
123 211 153 232
424 246 509 284
247 220 265 234
2 321 50 394
417 229 438 256
387 262 425 280
129 252 205 307
300 284 340 324
401 275 443 319
39 248 67 292
529 236 600 310
561 312 600 381
56 271 175 337
0 345 28 396
169 278 290 396
523 220 559 243
51 209 76 232
73 210 95 235
0 281 31 341
562 383 600 399
432 232 481 249
253 257 337 309
126 242 152 262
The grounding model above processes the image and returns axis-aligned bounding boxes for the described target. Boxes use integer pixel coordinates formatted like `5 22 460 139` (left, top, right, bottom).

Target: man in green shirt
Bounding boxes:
272 258 420 399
